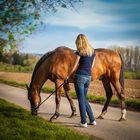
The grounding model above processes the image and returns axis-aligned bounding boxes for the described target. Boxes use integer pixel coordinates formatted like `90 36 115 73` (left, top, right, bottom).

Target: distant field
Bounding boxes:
0 62 140 79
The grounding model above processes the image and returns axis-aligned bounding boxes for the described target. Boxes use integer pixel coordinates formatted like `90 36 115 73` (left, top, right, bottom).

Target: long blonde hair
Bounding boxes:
75 34 94 56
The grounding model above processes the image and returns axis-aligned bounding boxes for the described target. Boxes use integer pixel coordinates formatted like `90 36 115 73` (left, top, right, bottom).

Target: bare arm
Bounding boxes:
67 55 80 78
92 59 95 68
92 55 96 68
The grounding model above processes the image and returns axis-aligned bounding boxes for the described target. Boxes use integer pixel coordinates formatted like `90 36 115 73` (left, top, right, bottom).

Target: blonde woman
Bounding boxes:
74 34 96 128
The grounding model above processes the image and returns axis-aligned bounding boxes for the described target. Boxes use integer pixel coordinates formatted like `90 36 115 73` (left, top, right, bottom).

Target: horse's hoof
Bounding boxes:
49 117 57 122
49 113 59 122
49 116 55 122
49 118 53 122
97 115 104 119
70 113 77 118
119 117 126 121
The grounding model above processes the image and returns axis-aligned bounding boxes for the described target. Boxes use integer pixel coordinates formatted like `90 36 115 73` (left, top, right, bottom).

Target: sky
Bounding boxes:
22 0 140 54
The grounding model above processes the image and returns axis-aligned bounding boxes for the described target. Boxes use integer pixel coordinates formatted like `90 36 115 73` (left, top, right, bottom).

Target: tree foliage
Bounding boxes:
0 0 82 51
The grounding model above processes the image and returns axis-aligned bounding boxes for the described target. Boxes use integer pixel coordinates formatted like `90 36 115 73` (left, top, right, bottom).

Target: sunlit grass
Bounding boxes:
0 62 34 73
0 99 95 140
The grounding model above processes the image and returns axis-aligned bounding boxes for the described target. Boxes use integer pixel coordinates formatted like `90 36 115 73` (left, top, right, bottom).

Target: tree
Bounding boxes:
0 38 7 61
110 45 140 71
0 0 82 51
133 46 140 71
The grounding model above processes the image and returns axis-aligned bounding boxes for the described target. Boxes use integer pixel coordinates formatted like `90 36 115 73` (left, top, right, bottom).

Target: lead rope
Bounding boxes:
37 82 65 109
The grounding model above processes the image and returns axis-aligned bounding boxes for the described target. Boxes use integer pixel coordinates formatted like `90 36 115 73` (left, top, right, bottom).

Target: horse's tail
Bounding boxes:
119 53 124 89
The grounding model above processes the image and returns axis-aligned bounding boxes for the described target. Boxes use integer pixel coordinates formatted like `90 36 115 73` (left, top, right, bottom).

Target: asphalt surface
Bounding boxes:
0 83 140 140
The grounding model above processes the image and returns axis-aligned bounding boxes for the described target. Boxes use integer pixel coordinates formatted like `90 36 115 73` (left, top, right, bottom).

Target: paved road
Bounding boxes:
0 83 140 140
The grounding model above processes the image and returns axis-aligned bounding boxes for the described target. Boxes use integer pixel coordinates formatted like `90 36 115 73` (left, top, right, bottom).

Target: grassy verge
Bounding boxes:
0 99 95 140
0 79 140 112
0 62 33 73
124 71 140 79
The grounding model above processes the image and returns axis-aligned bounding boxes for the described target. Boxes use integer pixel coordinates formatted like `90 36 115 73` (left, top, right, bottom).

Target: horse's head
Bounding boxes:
26 85 41 116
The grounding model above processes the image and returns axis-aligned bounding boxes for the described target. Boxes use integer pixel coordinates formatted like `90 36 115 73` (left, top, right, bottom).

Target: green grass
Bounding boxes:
0 79 140 111
0 99 95 140
125 100 140 111
124 71 140 79
0 79 26 88
87 95 105 104
0 62 34 73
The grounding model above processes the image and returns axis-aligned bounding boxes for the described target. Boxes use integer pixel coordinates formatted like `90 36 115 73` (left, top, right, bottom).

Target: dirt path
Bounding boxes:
0 71 140 99
0 83 140 140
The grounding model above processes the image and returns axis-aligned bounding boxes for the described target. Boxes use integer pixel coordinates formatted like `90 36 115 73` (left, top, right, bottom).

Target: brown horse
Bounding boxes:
27 46 126 122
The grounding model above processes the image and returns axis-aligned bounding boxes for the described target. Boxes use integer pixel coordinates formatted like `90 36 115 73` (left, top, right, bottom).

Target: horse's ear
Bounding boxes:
26 84 29 90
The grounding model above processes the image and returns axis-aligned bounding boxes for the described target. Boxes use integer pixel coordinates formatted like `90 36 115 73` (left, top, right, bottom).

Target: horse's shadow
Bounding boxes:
96 117 125 122
39 112 76 118
38 112 121 126
38 112 80 127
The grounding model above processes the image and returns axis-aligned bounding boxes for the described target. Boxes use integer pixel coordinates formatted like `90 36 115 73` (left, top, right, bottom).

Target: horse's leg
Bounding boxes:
63 83 76 117
111 80 126 121
97 77 113 119
50 80 62 122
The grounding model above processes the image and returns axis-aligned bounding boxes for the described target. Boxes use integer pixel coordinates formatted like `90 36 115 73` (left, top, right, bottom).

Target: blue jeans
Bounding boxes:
74 74 95 124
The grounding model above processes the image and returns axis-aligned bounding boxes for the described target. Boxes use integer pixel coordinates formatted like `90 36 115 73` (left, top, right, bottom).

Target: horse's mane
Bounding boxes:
30 50 55 88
